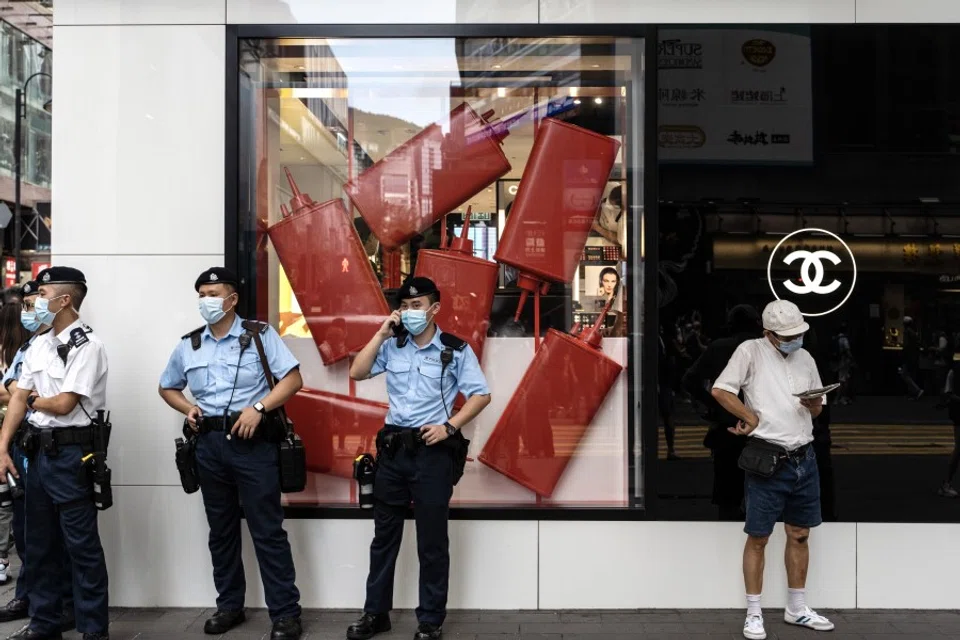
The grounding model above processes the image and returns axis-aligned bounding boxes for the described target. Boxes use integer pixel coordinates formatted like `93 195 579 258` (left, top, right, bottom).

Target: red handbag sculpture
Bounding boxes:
478 295 623 497
413 208 498 361
344 103 511 250
494 118 620 320
285 388 388 479
267 168 389 366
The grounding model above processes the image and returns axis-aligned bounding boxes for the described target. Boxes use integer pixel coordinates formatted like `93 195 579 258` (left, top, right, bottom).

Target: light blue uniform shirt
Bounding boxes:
159 315 299 416
2 335 36 389
370 327 489 428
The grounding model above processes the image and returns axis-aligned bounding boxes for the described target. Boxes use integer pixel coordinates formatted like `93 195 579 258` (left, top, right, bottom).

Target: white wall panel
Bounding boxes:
539 0 856 23
227 0 539 24
52 25 224 255
50 255 224 486
858 523 960 609
54 0 226 25
539 522 857 609
856 0 960 22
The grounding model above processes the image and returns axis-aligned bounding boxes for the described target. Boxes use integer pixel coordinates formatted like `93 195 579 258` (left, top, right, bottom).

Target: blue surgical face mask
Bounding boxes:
778 335 804 354
401 309 430 336
199 295 235 325
34 295 66 326
20 310 40 332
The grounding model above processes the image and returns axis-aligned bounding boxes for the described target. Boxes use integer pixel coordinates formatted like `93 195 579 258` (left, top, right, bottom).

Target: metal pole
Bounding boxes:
13 87 22 279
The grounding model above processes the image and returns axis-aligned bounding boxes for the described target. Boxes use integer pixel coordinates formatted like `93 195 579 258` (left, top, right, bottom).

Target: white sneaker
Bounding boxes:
743 614 766 639
0 561 9 585
785 607 835 631
939 482 958 498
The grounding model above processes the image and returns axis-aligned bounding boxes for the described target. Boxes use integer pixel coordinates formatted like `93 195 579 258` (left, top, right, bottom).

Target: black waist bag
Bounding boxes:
738 438 786 478
445 431 470 486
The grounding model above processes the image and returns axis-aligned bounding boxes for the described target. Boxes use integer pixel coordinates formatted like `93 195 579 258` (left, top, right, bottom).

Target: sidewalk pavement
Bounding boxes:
0 606 955 639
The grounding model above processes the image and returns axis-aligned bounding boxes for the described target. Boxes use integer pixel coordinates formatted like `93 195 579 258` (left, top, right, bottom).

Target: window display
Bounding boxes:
238 36 644 509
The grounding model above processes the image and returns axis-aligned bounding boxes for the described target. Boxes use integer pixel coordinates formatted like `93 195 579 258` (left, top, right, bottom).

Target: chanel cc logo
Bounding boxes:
767 228 857 318
782 250 841 295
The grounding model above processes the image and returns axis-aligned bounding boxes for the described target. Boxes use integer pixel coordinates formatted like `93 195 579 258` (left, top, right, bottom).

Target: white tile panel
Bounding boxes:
51 255 223 487
858 523 960 608
239 519 539 609
856 0 960 22
539 0 856 23
52 25 225 255
227 0 538 24
539 521 857 609
54 0 227 26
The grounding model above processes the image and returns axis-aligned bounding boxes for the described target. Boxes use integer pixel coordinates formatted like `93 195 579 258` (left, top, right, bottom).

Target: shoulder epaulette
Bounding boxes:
182 326 205 351
439 332 467 351
241 320 269 334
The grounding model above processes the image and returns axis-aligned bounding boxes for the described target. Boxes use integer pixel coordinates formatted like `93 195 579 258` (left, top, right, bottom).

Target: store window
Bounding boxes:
656 24 960 524
237 35 645 509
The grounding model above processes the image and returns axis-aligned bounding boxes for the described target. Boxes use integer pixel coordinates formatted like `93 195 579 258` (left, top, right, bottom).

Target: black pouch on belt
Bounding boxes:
737 438 786 478
445 431 470 486
175 421 200 494
278 428 307 494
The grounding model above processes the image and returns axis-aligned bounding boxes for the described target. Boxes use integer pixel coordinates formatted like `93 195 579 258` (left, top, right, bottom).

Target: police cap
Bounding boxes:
397 276 439 302
37 267 87 292
20 280 39 297
195 267 239 292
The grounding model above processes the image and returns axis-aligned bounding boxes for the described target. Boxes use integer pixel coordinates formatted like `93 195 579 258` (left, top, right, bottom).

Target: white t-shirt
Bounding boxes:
713 337 824 450
19 318 108 429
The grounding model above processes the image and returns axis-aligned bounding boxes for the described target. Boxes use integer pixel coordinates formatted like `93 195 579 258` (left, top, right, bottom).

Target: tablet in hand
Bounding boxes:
793 383 841 399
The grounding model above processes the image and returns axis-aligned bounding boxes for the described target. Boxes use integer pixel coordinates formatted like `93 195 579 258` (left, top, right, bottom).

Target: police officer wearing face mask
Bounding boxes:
0 281 74 632
158 267 304 640
347 277 491 640
0 267 110 640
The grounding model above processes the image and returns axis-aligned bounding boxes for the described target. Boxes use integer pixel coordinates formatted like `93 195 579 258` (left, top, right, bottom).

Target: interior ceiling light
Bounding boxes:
493 64 502 69
573 99 581 105
594 97 603 104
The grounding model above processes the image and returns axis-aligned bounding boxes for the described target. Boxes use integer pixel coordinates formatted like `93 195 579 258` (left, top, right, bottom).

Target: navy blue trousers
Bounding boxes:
26 445 108 635
364 442 454 626
195 432 300 622
11 442 73 612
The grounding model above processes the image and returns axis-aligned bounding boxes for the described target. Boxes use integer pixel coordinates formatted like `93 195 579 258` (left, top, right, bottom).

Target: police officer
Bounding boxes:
0 267 110 640
347 277 491 640
0 281 74 631
158 267 304 640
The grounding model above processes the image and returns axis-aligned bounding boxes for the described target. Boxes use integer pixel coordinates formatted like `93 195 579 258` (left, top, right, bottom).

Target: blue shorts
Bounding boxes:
744 444 822 537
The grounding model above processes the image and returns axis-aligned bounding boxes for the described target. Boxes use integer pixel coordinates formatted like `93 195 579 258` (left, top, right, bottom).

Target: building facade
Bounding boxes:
54 0 960 611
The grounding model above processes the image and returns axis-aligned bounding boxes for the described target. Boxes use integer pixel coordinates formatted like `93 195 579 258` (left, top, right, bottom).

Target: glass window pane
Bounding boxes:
239 35 644 510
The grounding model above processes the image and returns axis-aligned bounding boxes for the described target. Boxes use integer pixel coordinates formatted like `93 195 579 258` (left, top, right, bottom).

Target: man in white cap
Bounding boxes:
711 300 834 640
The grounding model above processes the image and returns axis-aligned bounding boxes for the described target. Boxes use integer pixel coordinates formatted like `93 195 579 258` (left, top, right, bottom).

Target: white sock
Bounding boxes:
788 588 807 613
746 594 762 617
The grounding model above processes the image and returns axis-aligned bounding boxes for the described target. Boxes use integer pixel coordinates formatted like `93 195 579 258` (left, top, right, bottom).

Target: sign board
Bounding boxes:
31 262 50 279
4 258 16 289
658 27 813 164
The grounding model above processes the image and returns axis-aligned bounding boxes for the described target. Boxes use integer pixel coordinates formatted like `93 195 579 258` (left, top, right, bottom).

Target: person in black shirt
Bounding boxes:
682 304 761 520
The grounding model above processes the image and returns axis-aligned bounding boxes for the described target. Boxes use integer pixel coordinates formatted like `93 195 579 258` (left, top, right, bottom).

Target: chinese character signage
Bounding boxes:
658 27 813 164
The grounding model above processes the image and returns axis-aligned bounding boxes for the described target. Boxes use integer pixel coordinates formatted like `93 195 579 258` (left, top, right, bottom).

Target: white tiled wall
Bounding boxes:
539 0 856 23
56 0 960 613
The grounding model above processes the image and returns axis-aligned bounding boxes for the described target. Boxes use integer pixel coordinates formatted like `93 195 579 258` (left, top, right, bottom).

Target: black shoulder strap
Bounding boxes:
182 326 205 351
439 332 467 352
241 319 269 335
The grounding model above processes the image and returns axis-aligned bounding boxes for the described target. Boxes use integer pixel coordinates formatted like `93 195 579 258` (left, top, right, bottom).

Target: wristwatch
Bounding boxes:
253 401 266 415
444 421 457 437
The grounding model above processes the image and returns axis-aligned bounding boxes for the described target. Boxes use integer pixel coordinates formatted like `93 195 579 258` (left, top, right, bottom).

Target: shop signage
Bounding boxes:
658 27 813 164
767 228 856 317
31 262 50 279
3 258 16 289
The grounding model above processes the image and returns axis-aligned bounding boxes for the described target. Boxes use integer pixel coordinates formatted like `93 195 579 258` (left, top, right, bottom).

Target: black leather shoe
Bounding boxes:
6 625 62 640
346 613 391 640
203 609 245 635
271 617 302 640
0 598 29 622
414 622 442 640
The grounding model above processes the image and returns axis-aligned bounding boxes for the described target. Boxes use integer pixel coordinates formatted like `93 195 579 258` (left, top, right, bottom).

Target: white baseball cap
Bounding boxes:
762 300 809 337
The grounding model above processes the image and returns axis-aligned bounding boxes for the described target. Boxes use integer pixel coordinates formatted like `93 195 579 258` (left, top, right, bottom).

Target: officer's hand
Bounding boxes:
186 405 203 432
0 452 17 480
378 311 403 339
420 424 448 446
231 407 263 440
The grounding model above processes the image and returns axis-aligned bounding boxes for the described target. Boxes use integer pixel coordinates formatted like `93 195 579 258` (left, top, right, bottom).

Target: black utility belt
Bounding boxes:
378 425 425 454
197 413 286 443
19 424 96 459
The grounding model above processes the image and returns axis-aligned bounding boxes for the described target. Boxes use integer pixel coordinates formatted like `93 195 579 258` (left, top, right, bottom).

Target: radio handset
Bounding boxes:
392 319 409 348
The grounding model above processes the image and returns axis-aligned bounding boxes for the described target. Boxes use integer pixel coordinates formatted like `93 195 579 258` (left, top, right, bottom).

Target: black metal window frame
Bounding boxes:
225 23 660 521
